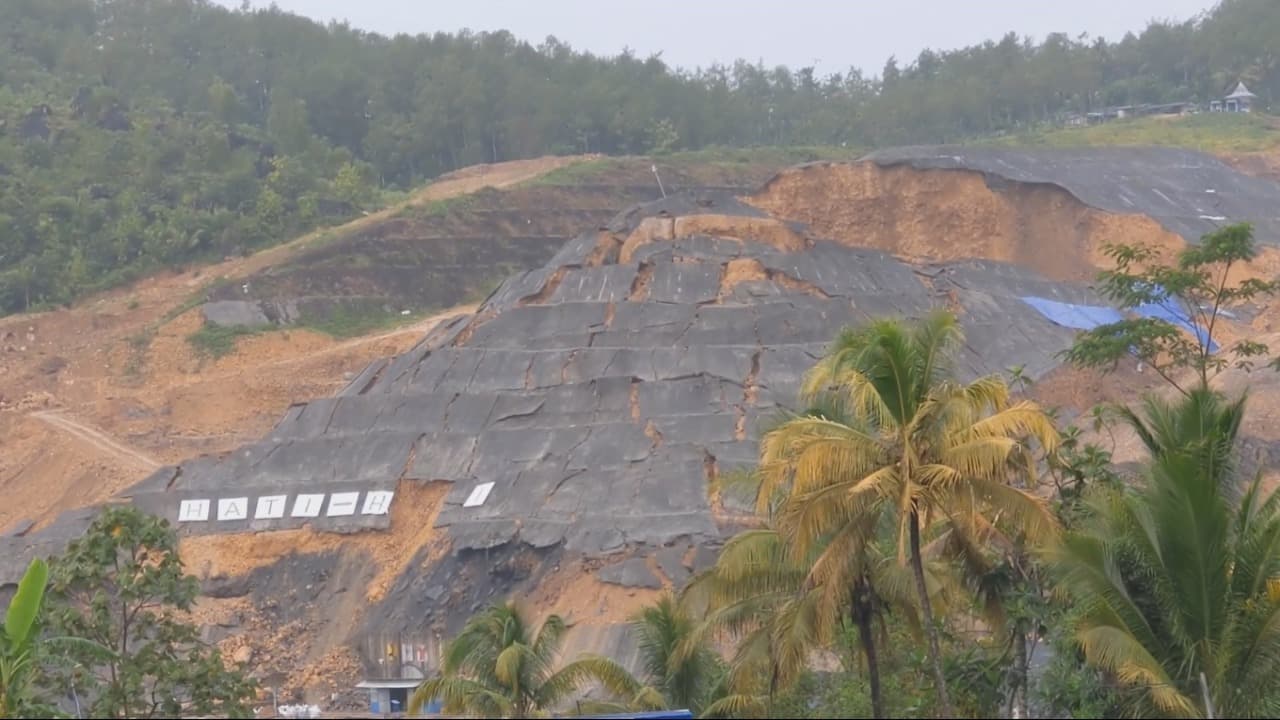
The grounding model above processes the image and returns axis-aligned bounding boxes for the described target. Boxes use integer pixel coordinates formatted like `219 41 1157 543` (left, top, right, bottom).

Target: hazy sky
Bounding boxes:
219 0 1218 74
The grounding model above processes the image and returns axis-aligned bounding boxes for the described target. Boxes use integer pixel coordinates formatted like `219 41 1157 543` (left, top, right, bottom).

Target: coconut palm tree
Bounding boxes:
680 518 941 719
1050 387 1280 718
408 602 653 718
630 595 725 716
761 309 1060 716
678 528 830 719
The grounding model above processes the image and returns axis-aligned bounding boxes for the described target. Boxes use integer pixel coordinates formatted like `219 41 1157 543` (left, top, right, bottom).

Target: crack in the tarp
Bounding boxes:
559 349 580 384
355 358 390 396
320 398 342 435
560 430 595 478
398 433 426 481
163 466 182 492
441 393 460 432
599 349 621 377
490 400 546 425
547 466 588 499
519 265 573 306
462 349 487 392
250 441 287 472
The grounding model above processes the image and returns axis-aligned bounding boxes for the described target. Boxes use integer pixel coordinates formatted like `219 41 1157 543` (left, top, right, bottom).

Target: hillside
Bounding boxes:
0 150 834 544
6 141 1280 711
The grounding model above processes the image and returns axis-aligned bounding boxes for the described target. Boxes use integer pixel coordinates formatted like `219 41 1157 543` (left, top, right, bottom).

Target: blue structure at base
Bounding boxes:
565 707 696 712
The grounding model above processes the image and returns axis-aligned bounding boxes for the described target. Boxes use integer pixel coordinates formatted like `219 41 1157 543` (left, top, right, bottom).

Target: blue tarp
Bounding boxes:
1134 300 1219 353
1019 294 1219 353
1019 296 1125 330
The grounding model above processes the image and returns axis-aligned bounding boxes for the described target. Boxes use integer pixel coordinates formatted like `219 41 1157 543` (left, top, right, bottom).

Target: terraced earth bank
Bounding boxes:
5 145 1280 708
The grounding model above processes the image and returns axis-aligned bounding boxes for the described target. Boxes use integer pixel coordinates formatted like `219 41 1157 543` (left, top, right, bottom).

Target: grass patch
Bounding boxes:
187 322 270 359
988 113 1280 153
408 193 479 218
296 303 418 339
521 158 620 187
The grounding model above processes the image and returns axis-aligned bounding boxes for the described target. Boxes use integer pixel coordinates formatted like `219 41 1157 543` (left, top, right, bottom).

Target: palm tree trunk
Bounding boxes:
853 580 886 719
1009 619 1029 719
909 510 953 717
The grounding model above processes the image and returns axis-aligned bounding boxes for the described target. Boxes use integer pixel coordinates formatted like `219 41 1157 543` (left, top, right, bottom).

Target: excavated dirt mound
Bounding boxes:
747 163 1180 282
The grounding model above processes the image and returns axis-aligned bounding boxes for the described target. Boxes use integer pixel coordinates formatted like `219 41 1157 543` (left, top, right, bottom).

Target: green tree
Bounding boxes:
1063 223 1280 395
769 309 1061 717
750 391 957 719
207 77 242 126
408 602 650 717
331 161 375 211
1050 387 1280 717
44 506 258 719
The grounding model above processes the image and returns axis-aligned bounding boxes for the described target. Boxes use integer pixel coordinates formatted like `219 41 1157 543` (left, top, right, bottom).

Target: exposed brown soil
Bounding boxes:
619 214 809 264
181 479 452 603
525 561 663 627
749 162 1254 282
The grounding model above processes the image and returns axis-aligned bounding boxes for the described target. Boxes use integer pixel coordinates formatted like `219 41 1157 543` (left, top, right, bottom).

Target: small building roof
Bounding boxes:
1226 81 1257 100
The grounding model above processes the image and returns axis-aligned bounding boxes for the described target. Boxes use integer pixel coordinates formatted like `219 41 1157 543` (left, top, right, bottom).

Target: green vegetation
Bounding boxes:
0 560 50 717
0 508 257 718
521 158 622 187
187 322 269 359
1064 223 1280 392
408 603 651 717
2 0 1279 316
994 112 1280 153
297 304 415 340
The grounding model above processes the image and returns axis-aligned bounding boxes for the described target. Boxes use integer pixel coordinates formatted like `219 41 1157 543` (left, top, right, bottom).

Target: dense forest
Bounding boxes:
1 0 1278 314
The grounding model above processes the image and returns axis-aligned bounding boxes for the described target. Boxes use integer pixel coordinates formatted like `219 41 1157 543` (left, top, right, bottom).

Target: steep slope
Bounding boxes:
6 145 1280 709
0 152 813 540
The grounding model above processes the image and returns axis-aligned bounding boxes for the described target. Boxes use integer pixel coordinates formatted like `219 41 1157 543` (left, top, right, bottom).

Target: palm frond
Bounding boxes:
410 675 510 716
1076 625 1197 717
537 655 646 709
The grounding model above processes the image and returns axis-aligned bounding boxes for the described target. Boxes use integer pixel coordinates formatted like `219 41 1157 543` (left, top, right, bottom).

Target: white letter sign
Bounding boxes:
254 495 288 520
463 482 495 508
291 494 325 518
217 497 249 521
178 499 210 522
326 492 359 517
361 491 394 516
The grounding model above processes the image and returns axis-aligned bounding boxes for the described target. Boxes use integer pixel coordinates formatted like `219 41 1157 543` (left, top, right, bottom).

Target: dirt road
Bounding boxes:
31 410 161 471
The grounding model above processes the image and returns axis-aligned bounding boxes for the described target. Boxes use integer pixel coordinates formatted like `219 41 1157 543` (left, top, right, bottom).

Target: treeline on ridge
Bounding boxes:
0 0 1277 314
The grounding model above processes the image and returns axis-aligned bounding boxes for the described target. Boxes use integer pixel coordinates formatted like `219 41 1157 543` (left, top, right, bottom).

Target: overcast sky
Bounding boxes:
218 0 1218 74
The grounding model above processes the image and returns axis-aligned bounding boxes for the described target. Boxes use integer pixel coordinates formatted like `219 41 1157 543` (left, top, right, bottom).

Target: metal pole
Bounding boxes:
651 164 667 198
1200 672 1215 719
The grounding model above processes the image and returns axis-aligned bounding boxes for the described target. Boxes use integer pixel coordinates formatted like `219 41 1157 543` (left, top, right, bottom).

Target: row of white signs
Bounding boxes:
177 490 395 522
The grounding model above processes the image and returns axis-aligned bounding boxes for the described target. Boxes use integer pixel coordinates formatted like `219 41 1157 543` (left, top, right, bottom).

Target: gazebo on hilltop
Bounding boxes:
1210 80 1257 113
